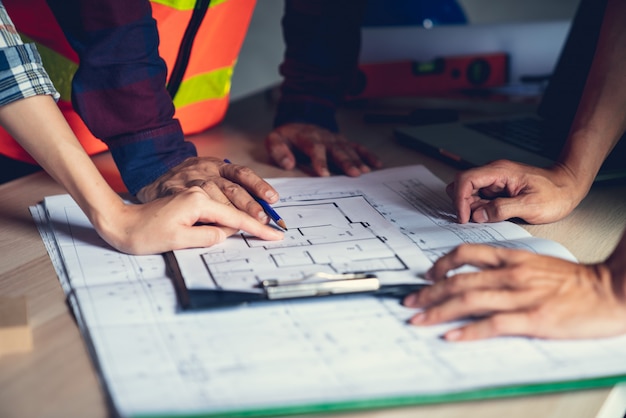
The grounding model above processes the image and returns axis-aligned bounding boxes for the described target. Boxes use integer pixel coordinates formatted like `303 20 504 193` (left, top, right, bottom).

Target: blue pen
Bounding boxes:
223 159 287 230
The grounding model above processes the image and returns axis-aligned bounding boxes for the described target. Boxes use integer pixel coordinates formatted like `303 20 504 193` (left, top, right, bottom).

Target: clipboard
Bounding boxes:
165 252 426 310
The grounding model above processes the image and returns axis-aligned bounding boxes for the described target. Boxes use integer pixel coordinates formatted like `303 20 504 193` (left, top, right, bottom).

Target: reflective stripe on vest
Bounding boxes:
151 0 229 10
1 0 255 163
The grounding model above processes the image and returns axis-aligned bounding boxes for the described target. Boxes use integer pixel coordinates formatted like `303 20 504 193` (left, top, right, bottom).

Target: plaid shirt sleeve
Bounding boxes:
0 1 60 107
46 0 197 196
274 0 367 133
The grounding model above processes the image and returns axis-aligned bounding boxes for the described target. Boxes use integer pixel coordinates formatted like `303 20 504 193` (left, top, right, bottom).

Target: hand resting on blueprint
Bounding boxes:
100 189 284 255
445 160 589 225
137 157 282 225
265 123 382 177
403 236 626 341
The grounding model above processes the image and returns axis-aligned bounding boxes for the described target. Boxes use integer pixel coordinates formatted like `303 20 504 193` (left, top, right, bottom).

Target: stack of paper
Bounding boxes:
31 165 626 418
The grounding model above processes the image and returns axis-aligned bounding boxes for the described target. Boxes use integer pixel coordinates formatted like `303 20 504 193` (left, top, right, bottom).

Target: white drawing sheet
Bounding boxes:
177 165 574 291
32 164 626 418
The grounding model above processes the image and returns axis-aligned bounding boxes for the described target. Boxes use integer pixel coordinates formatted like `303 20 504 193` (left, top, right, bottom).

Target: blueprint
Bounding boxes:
177 165 575 292
32 164 626 418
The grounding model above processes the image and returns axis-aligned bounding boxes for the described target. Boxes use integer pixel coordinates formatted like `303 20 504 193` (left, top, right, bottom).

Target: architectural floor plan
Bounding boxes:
32 165 626 418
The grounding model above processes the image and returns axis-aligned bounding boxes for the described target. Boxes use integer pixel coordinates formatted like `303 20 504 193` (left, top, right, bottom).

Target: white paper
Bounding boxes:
32 165 626 418
176 165 575 292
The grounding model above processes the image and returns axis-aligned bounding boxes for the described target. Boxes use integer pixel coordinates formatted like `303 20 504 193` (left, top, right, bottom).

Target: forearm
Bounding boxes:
558 0 626 195
0 96 124 236
275 0 367 132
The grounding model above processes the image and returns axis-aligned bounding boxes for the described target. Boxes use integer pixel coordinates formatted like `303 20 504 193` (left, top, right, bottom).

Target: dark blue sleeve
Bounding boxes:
46 0 197 195
274 0 367 133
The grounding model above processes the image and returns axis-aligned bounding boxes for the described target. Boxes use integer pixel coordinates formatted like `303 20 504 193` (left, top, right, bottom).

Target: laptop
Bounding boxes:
394 0 626 182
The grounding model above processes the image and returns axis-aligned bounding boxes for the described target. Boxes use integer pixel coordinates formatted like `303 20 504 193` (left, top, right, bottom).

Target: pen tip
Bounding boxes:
276 220 287 230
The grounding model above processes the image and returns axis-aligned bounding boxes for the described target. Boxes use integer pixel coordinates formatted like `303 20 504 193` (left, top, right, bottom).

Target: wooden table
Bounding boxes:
1 92 626 418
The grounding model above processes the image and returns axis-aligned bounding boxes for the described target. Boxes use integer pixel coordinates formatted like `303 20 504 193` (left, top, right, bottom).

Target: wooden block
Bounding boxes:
0 296 33 356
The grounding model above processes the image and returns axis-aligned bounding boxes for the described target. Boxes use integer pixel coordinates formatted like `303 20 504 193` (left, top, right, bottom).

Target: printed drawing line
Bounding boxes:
199 196 410 288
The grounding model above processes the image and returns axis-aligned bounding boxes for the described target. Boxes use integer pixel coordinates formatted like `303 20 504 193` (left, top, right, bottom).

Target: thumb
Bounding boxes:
471 196 527 223
265 131 296 170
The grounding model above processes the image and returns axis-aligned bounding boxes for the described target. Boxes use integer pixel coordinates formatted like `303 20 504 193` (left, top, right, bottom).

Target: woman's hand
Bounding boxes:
95 187 283 255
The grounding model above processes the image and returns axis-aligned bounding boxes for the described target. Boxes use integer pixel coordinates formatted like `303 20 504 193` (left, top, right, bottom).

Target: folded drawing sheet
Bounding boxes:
32 165 626 418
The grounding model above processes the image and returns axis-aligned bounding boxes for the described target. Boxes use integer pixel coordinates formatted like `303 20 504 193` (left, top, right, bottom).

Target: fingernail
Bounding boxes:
409 312 426 324
264 190 277 201
424 268 435 281
258 211 269 222
403 293 418 306
444 329 463 341
280 158 291 169
320 169 330 177
474 209 488 223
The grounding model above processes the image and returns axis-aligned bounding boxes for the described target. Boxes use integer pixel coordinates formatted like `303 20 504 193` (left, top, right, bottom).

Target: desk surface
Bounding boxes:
1 92 626 418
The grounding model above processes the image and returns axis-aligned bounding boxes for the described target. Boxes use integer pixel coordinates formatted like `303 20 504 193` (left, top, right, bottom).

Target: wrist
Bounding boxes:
106 120 196 195
87 198 137 253
557 128 614 194
547 160 593 207
274 100 338 133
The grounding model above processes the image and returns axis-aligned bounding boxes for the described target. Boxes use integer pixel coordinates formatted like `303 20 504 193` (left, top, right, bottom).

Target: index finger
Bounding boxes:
220 161 279 204
196 197 284 241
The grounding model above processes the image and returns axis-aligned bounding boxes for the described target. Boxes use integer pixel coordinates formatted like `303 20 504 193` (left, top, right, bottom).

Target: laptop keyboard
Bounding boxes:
465 117 545 153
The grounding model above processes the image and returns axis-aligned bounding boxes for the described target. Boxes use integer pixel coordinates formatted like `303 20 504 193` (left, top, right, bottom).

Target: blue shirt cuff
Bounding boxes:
107 120 197 195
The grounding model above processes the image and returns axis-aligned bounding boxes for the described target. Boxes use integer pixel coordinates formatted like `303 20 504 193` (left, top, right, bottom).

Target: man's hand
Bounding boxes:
447 160 588 224
403 244 626 341
265 123 382 177
137 157 279 224
97 187 284 255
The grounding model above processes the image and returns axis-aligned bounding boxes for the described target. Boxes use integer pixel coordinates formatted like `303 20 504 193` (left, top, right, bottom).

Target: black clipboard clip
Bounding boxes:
167 252 426 311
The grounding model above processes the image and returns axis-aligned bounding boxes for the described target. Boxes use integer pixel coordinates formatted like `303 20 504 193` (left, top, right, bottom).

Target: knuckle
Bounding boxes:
204 228 227 246
424 307 443 323
489 315 509 334
186 179 206 189
507 265 530 285
201 181 220 193
451 243 473 261
492 159 515 170
223 183 241 195
162 186 184 196
525 309 545 331
488 202 507 220
232 164 254 178
473 315 509 339
416 286 436 303
443 276 463 293
246 201 260 214
186 187 209 202
458 291 482 307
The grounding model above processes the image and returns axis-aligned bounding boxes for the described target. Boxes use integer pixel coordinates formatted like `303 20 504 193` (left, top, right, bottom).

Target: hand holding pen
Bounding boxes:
223 159 287 230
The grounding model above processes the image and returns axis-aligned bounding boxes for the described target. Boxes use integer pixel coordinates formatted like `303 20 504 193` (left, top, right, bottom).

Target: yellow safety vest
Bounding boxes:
2 0 256 163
